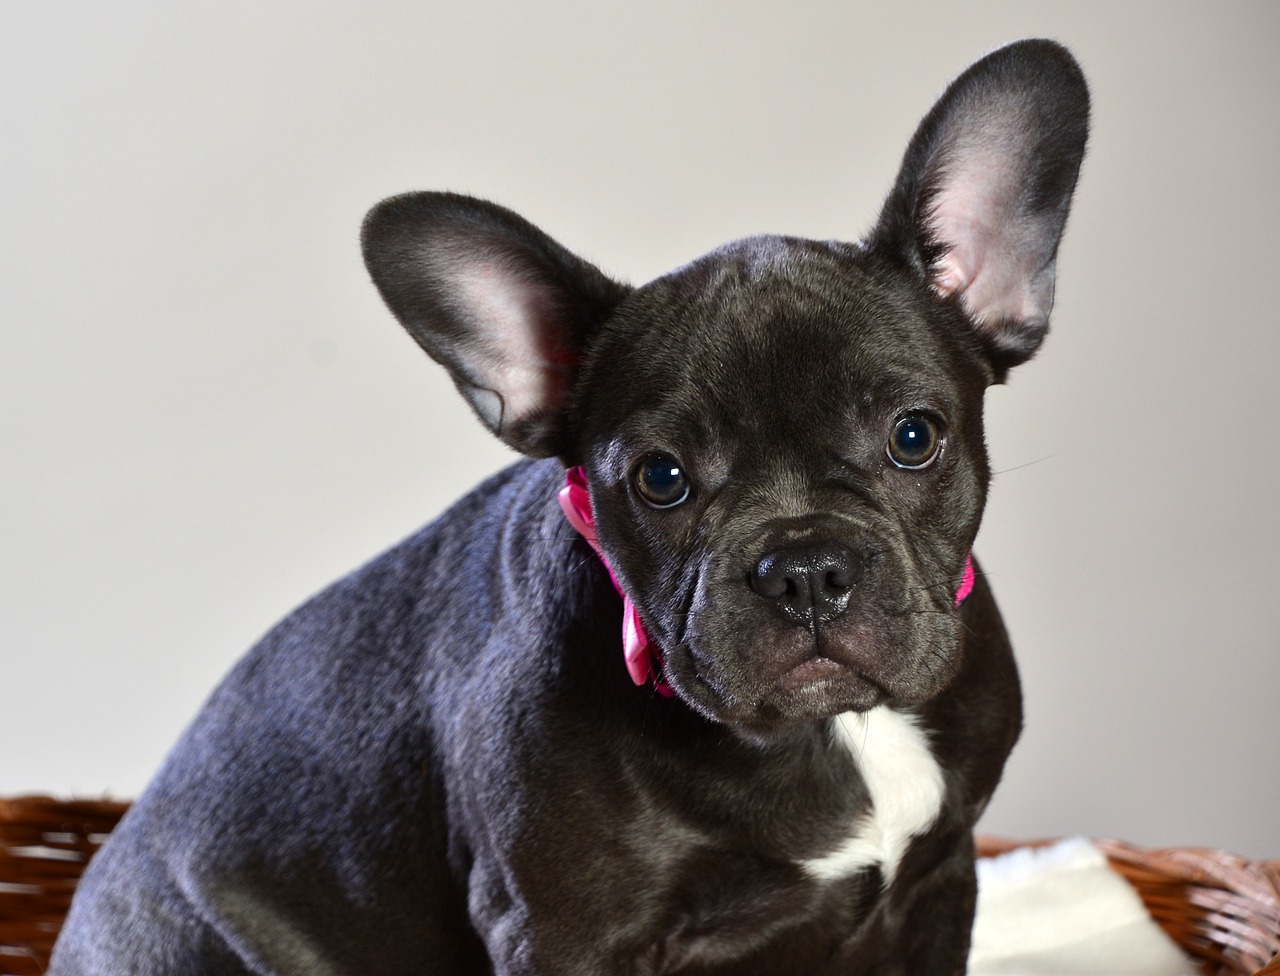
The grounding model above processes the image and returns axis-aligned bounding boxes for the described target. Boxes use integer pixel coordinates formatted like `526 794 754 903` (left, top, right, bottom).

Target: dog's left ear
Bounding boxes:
362 192 629 458
869 39 1089 377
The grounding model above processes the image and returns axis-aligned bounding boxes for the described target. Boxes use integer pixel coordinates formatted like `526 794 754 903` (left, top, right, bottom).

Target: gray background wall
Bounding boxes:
4 2 1277 857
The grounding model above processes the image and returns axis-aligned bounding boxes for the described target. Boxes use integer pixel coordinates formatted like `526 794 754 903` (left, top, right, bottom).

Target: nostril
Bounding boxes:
826 567 852 591
749 555 790 599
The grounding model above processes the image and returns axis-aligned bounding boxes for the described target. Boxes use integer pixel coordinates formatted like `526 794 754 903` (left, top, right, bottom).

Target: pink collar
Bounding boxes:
559 466 674 696
558 467 975 695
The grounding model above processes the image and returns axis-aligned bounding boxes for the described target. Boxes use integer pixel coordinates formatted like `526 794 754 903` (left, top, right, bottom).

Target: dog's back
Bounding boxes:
50 462 556 974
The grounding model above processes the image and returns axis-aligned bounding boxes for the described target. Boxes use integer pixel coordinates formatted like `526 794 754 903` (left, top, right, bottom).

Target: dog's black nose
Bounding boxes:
749 541 862 627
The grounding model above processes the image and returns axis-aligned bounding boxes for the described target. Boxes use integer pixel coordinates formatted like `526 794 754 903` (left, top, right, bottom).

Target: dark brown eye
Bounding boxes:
634 453 690 508
887 415 942 470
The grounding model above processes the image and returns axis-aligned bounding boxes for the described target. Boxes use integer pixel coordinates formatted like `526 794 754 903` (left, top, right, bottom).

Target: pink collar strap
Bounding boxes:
955 551 976 605
558 467 975 695
559 466 674 696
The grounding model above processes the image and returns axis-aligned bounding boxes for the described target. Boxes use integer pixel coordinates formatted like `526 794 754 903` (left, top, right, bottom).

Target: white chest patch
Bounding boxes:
800 706 946 885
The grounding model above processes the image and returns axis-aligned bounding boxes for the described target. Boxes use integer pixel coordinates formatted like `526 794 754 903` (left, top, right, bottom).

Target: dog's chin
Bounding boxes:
667 649 900 736
754 661 890 723
663 620 961 735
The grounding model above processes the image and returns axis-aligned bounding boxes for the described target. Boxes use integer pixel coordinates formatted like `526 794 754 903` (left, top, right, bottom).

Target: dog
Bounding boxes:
51 38 1088 976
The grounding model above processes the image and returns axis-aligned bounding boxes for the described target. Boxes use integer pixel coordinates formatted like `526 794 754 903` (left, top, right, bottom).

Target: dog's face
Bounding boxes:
574 239 992 728
362 40 1088 732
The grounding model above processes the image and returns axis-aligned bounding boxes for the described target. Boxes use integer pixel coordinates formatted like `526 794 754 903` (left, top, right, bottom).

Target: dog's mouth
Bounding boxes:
657 553 974 728
667 628 899 727
777 654 844 692
776 654 896 701
677 665 890 734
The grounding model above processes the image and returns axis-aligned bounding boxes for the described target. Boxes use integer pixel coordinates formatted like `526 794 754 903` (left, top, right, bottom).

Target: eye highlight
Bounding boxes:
887 414 943 470
634 453 690 508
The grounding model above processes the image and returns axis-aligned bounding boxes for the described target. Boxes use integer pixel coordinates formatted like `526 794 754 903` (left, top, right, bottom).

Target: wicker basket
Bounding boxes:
0 797 129 976
2 796 1277 975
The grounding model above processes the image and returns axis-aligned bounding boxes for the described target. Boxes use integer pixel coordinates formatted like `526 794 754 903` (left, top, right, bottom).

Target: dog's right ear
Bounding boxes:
362 192 629 458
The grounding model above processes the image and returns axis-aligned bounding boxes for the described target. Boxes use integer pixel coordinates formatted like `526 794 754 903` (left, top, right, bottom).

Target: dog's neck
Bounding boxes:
559 467 975 695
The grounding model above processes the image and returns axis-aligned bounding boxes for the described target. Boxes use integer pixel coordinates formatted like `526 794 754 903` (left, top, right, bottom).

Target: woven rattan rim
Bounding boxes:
2 797 1277 975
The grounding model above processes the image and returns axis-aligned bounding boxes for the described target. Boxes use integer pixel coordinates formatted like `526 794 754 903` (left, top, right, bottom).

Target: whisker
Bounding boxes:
993 454 1055 475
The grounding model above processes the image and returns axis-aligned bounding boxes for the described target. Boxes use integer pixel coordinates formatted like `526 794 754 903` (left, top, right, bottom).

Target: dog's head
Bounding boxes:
362 40 1087 732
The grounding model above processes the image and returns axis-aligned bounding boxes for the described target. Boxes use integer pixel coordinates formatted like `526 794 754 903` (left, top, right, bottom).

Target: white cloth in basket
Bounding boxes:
969 837 1194 975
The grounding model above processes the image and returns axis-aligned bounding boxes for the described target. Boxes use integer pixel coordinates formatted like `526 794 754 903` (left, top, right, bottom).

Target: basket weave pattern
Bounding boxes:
0 798 128 976
2 796 1277 975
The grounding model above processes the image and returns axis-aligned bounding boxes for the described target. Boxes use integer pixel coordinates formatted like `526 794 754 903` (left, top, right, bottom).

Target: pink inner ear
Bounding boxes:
927 146 1054 332
449 258 573 429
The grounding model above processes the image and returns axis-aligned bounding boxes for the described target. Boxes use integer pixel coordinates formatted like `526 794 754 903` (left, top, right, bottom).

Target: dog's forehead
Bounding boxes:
639 236 946 371
585 235 969 439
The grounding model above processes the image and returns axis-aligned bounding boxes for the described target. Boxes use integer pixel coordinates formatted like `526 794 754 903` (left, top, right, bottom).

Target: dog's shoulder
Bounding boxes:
54 458 577 972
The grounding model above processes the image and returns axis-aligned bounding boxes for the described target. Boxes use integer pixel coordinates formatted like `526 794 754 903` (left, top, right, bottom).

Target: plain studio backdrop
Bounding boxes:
3 2 1277 859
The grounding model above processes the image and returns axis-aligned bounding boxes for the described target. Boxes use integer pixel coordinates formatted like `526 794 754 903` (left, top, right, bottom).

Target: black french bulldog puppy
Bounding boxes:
52 39 1088 976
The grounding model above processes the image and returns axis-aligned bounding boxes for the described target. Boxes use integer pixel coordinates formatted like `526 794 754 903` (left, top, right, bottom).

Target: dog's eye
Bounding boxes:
887 414 943 470
634 453 690 509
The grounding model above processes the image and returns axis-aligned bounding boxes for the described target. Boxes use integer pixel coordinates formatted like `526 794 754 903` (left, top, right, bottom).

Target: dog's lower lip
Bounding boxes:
778 655 844 691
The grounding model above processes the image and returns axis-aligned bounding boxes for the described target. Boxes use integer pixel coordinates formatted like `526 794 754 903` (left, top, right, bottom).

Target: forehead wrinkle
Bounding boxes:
602 406 731 483
736 461 813 521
